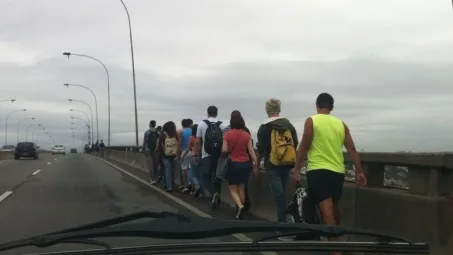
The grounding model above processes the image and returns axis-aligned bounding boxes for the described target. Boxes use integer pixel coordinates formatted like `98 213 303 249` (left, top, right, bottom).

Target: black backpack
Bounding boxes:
147 130 159 151
203 120 223 156
285 182 321 240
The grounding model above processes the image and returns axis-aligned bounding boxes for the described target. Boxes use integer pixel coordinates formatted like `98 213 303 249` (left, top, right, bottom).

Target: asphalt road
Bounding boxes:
0 154 249 255
0 153 331 255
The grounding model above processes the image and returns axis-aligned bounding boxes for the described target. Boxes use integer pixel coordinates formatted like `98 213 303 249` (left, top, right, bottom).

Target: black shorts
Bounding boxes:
226 160 252 185
306 169 345 203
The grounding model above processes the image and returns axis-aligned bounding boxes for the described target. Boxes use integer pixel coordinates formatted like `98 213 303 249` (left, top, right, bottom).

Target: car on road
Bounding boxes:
0 145 16 152
52 145 66 155
70 148 77 154
15 142 39 160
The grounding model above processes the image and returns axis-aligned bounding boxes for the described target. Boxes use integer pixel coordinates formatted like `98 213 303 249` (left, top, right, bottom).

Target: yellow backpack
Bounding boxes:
269 128 296 166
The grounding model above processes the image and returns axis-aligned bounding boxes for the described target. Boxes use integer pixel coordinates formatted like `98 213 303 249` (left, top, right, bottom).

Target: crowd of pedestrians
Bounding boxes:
84 140 105 156
142 93 367 251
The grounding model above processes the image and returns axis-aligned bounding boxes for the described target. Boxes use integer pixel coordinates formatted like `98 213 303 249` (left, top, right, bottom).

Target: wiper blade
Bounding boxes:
45 211 190 235
0 211 190 252
27 242 430 255
0 210 426 253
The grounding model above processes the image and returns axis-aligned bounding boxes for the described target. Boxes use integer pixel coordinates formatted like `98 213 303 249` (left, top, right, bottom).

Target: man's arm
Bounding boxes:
289 123 299 149
155 138 160 154
343 123 364 174
255 124 267 167
177 130 183 159
293 118 314 172
194 122 204 157
142 131 148 152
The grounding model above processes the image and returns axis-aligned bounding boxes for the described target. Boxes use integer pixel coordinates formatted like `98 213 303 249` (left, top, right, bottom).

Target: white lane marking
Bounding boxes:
31 169 41 175
53 158 57 161
46 162 51 165
0 191 13 203
96 157 276 255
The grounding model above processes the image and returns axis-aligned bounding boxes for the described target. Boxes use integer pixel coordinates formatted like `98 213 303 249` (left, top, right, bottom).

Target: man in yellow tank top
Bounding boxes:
292 93 367 254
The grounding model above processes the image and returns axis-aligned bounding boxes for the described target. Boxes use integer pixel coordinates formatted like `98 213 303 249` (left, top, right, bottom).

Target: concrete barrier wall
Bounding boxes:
104 148 453 255
0 151 13 161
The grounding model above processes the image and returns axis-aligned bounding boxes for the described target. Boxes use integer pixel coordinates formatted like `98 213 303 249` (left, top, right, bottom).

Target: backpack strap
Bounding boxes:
203 120 222 127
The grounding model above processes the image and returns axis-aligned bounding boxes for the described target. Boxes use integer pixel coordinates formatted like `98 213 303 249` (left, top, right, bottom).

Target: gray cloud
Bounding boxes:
0 0 452 152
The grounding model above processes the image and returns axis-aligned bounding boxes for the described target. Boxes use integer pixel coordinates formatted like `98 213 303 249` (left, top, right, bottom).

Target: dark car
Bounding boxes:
15 142 39 160
70 148 77 154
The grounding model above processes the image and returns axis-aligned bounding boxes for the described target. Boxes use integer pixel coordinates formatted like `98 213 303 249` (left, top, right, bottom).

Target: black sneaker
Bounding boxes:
244 200 251 212
211 192 220 210
193 188 201 198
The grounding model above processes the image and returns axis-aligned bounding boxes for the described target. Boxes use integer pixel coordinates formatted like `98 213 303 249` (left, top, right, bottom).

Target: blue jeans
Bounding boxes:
267 166 291 222
162 157 175 191
187 166 194 185
190 157 203 192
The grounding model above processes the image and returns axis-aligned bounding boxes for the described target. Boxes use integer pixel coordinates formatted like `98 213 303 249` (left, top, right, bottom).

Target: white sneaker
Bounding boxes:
276 232 294 241
150 180 157 185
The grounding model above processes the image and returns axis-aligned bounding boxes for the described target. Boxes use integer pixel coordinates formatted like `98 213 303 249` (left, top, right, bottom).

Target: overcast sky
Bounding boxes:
0 0 452 152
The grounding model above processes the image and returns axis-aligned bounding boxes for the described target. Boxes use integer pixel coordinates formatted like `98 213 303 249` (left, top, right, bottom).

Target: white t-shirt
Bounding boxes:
196 117 227 159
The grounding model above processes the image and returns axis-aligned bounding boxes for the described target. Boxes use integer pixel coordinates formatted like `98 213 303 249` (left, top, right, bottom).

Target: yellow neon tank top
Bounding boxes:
307 114 345 174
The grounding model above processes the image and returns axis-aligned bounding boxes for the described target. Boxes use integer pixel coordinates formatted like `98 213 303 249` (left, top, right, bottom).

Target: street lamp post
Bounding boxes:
71 116 89 144
17 117 35 143
120 0 139 147
63 52 111 147
5 109 26 145
65 84 99 146
0 99 16 103
71 122 87 144
68 99 95 144
32 128 45 141
70 109 91 143
0 99 16 132
26 124 41 141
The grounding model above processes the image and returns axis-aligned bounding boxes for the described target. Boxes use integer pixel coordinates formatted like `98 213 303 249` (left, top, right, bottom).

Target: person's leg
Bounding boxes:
267 168 287 223
179 163 186 190
333 201 340 226
158 156 164 184
200 156 213 197
279 166 291 213
197 163 205 198
187 165 194 193
190 157 200 189
307 170 341 255
148 153 156 183
180 168 187 190
319 199 341 255
237 169 251 213
162 158 173 191
181 155 191 192
238 183 245 205
228 185 243 209
212 155 221 194
228 181 245 220
331 172 344 226
211 155 222 207
151 154 158 180
318 198 338 235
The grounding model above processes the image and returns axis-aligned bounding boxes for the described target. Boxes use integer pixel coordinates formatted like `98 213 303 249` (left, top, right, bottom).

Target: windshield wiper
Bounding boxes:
0 210 429 254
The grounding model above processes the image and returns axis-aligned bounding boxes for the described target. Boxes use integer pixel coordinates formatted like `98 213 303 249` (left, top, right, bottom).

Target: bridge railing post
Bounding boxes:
364 163 386 188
